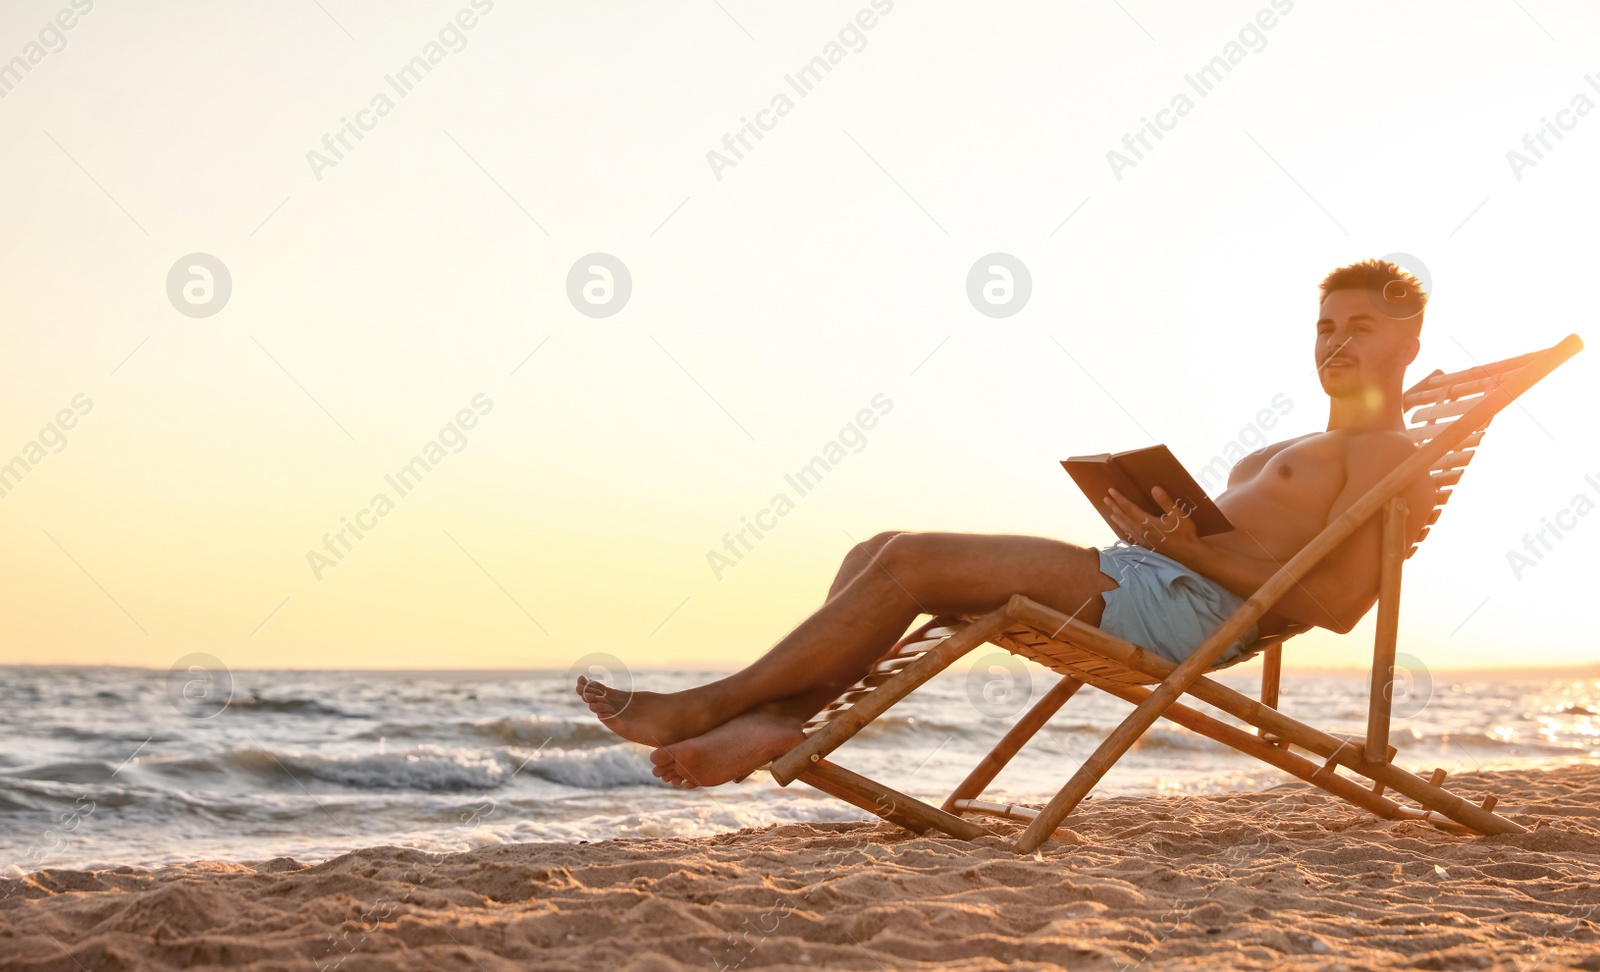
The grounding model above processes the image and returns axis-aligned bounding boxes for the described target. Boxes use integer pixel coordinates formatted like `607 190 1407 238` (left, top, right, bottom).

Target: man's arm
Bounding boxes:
1112 432 1435 633
1178 537 1349 631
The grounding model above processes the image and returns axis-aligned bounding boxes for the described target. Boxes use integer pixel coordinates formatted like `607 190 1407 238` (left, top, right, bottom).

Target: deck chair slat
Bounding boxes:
1411 396 1492 424
1402 375 1504 411
1250 626 1307 650
1402 349 1544 399
1412 398 1488 426
1438 350 1544 383
995 629 1166 687
886 641 936 661
1438 375 1503 399
1399 369 1452 411
1407 422 1453 444
1406 425 1484 450
1430 449 1474 473
871 654 924 675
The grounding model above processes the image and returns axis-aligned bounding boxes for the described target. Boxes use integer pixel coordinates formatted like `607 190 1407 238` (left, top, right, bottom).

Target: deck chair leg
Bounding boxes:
800 759 990 840
1257 645 1283 745
942 676 1084 814
1366 497 1407 763
798 761 929 835
1092 680 1408 821
1012 625 1248 852
1014 694 1170 852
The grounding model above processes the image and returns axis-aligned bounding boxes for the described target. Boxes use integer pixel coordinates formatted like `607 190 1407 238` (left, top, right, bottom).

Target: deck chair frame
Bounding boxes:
769 333 1584 853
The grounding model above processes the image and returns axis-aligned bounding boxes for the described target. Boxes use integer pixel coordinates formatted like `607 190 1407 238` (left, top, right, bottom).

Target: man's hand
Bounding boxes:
1104 486 1205 560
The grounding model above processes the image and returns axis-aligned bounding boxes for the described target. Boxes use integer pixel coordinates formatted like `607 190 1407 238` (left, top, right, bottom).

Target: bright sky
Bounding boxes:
1 0 1595 675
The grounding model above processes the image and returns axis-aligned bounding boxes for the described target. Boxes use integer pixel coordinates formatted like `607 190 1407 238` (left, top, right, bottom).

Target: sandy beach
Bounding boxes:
2 764 1595 971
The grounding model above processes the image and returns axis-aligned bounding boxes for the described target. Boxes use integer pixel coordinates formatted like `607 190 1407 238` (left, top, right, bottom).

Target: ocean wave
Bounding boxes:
346 715 623 749
0 773 143 816
0 759 121 784
229 746 508 790
470 792 871 845
135 753 235 779
227 696 355 718
515 745 660 789
852 715 986 741
1130 728 1231 754
225 743 659 792
43 726 182 747
464 715 620 748
1394 731 1587 756
0 791 37 812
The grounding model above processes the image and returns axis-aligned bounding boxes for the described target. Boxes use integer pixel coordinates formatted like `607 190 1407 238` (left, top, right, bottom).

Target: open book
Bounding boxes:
1062 445 1234 537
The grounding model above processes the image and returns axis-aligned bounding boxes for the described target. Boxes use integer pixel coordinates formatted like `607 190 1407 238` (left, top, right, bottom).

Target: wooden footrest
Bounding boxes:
799 759 990 840
951 798 1040 823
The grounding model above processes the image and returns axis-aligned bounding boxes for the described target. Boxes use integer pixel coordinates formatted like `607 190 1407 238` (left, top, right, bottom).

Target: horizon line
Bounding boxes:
3 662 1597 678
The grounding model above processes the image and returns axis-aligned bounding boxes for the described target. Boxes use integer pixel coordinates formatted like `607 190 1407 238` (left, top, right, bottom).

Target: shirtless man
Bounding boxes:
578 258 1439 789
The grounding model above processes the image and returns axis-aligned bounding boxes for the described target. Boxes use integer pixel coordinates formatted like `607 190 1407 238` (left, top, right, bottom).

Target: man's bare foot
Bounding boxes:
575 676 718 748
648 712 806 788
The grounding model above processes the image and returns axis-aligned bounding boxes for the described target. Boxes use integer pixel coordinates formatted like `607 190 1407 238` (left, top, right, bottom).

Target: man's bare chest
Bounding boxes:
1225 433 1350 512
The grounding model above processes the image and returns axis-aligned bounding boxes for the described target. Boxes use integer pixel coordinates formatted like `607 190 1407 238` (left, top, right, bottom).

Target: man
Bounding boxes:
578 258 1439 789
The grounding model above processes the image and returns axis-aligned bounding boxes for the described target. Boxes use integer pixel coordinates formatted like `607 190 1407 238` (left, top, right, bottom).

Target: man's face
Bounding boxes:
1315 288 1419 399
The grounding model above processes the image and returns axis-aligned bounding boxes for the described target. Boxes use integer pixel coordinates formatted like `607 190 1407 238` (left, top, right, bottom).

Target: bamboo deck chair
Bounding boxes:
770 333 1584 853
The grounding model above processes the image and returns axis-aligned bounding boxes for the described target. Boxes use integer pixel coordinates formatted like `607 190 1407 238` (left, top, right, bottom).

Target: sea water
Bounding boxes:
1 665 1594 871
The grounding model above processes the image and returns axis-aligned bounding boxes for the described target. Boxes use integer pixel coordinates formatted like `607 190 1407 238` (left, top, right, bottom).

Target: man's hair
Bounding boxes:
1318 258 1427 333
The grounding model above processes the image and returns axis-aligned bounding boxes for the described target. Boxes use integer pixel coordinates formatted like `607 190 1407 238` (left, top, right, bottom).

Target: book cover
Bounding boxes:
1061 444 1234 538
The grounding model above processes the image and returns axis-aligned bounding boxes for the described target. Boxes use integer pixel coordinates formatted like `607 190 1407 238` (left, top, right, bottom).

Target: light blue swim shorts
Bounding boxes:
1096 542 1261 670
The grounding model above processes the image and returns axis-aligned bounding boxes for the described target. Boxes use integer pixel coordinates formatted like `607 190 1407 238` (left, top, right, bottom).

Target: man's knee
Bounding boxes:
863 533 934 603
856 530 907 559
874 532 930 577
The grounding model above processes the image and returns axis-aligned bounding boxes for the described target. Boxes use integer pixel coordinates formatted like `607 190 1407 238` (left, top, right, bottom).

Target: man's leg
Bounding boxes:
640 532 1118 786
578 532 1116 752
